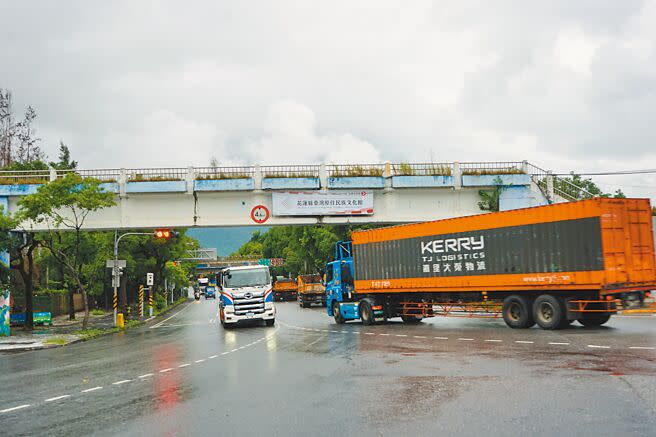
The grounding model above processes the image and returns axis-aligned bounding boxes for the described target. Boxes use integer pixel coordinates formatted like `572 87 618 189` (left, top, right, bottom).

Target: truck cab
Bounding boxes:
219 265 275 328
324 241 386 324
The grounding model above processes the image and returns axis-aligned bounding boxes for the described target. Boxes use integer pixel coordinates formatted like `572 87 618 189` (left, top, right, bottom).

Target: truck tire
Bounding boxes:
577 313 611 327
533 295 565 330
502 295 535 329
401 315 423 323
332 302 346 324
360 300 375 325
265 319 275 326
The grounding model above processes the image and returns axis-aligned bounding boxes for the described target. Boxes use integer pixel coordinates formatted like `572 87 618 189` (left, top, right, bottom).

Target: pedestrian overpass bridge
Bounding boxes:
0 161 589 231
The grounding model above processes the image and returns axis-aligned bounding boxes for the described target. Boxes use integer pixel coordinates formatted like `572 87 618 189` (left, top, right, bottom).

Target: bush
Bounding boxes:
91 309 105 316
155 293 167 311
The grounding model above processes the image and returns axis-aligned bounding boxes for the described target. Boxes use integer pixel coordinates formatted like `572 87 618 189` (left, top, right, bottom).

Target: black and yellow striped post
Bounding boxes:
148 288 154 317
126 302 131 319
139 285 144 317
112 291 118 320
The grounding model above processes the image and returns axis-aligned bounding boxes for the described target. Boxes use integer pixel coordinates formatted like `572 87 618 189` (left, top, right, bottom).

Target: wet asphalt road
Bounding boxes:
1 299 656 436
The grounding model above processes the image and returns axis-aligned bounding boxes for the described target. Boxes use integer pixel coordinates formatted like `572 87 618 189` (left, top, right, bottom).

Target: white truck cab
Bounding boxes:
219 265 275 328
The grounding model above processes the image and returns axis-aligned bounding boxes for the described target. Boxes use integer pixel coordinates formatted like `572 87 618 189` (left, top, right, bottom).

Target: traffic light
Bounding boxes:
154 229 179 239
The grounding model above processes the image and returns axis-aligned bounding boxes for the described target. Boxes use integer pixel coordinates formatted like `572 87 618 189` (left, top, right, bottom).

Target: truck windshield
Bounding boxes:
225 269 271 288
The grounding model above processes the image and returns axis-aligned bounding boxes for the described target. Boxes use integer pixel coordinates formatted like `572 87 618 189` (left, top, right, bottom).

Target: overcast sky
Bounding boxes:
1 1 655 199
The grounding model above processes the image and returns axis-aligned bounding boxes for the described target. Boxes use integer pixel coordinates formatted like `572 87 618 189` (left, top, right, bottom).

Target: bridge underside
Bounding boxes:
6 185 549 231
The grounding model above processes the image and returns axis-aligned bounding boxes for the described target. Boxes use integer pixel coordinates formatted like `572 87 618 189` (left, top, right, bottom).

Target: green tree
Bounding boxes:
17 173 115 328
0 211 41 330
49 142 77 170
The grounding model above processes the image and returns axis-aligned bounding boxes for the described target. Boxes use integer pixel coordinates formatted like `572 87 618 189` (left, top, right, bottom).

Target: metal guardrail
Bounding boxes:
0 162 596 201
327 164 385 177
460 161 525 175
261 165 319 178
391 162 453 176
195 166 254 180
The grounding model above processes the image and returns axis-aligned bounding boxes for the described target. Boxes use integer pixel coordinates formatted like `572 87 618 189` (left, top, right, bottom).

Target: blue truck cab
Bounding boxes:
325 241 385 324
205 286 217 299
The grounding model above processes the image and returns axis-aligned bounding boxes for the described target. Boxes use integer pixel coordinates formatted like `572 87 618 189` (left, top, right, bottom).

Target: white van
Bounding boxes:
219 265 275 328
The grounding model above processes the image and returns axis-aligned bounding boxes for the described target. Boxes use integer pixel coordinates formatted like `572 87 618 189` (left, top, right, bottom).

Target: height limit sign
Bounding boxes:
250 205 270 224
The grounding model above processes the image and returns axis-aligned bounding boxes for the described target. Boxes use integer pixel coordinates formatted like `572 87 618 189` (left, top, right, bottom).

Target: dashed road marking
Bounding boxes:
0 404 31 413
434 336 448 340
221 352 229 355
396 334 408 337
629 346 655 350
81 386 103 393
458 338 474 341
364 332 375 335
549 342 570 346
159 368 173 373
112 379 132 385
379 333 390 336
588 345 610 349
515 340 534 344
195 359 206 363
208 354 218 359
45 395 70 402
484 339 502 342
178 363 190 368
413 335 427 339
138 373 154 379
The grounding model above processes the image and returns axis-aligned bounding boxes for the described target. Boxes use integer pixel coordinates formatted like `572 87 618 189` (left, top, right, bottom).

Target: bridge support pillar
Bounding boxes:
453 162 462 190
186 166 195 194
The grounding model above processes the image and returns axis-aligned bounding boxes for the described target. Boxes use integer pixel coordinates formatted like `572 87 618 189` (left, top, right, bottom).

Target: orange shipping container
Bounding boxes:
351 198 656 295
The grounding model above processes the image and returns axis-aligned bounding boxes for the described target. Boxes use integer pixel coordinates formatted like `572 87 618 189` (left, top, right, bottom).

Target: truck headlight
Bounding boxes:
265 302 274 310
224 305 235 313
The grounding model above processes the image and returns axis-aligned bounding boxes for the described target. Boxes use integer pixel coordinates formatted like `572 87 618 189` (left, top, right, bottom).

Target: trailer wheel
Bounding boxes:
533 295 565 330
360 300 375 325
332 302 346 324
502 295 535 329
577 313 611 327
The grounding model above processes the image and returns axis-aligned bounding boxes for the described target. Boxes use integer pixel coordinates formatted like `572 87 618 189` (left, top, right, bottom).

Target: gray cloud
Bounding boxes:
1 0 655 198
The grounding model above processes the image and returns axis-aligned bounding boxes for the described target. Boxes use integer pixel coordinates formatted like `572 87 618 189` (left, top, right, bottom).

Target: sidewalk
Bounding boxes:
0 300 188 353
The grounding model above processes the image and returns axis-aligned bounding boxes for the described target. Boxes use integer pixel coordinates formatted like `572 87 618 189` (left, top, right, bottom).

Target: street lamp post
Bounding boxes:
113 231 154 326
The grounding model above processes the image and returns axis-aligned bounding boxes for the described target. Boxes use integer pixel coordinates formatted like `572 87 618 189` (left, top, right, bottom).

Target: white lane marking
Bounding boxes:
45 395 71 402
81 386 103 393
434 336 448 340
330 330 339 333
396 334 408 337
629 346 655 350
484 339 502 342
159 368 173 373
230 349 238 353
113 379 132 385
549 342 570 345
221 352 230 356
238 346 245 350
208 354 218 359
138 373 154 379
306 337 324 347
195 359 206 363
178 363 190 368
379 333 390 336
588 345 610 349
351 331 360 334
364 332 375 335
458 338 474 341
150 303 193 328
0 404 31 413
413 335 427 339
515 340 534 344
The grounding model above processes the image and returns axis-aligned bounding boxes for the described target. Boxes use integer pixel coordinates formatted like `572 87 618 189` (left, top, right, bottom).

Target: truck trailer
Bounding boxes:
324 198 656 329
273 277 298 301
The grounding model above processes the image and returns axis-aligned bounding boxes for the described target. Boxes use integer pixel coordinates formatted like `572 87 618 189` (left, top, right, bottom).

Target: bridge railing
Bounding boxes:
460 161 526 175
126 167 187 182
195 166 254 180
328 164 385 177
525 163 594 201
391 162 453 176
0 169 51 185
261 165 320 178
57 168 122 182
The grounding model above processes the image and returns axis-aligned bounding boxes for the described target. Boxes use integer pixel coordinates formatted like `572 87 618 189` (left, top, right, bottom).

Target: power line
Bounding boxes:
553 169 656 176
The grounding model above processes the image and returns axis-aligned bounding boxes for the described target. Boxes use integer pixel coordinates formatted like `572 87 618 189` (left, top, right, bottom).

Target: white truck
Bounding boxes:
218 265 275 328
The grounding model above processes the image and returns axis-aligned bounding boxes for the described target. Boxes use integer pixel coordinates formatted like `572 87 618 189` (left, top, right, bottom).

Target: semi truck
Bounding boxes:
219 265 275 328
325 198 656 329
273 277 298 301
297 274 326 308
